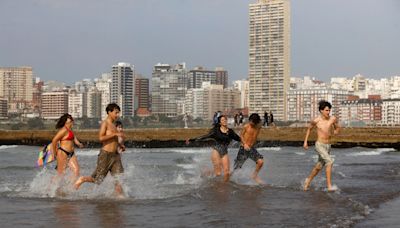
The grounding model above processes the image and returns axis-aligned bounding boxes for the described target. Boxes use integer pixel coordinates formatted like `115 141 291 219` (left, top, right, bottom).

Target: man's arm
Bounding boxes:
332 116 340 135
303 119 317 150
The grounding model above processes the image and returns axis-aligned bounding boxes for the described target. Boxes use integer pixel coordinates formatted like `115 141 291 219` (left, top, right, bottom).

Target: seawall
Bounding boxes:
0 127 399 149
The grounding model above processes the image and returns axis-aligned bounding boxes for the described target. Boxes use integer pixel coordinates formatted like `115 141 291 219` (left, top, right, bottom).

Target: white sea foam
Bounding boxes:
0 145 18 150
295 152 306 155
346 148 395 157
258 147 282 152
177 164 195 170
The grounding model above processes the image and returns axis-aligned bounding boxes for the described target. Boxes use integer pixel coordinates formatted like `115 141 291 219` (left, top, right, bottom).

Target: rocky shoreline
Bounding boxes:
0 127 399 150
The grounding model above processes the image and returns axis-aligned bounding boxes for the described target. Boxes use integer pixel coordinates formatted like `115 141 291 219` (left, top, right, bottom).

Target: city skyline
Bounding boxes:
1 0 399 84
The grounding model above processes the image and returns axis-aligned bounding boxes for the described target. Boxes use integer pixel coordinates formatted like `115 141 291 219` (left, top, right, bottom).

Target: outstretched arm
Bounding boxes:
187 127 217 143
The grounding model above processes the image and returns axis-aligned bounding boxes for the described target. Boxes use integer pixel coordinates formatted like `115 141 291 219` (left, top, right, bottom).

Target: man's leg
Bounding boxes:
252 159 264 184
303 163 322 191
326 163 333 190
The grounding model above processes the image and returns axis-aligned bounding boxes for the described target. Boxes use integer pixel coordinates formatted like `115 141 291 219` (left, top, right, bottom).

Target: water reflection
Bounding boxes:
94 201 125 228
54 202 81 228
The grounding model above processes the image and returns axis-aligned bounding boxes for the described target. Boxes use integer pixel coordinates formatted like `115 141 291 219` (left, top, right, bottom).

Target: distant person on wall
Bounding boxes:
269 112 274 127
74 103 125 198
183 113 189 129
51 114 84 185
263 111 269 127
303 100 340 191
233 113 264 184
186 115 241 182
239 112 244 126
234 113 239 127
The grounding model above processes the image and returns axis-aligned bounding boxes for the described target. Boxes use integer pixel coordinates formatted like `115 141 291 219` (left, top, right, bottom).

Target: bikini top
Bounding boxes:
61 126 74 141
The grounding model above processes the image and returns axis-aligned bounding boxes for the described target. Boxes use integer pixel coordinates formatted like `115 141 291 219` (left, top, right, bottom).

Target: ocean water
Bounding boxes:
0 145 400 227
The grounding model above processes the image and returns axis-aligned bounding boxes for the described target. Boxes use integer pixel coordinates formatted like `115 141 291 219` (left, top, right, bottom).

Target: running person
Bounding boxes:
233 113 264 184
51 114 84 181
187 115 241 182
74 103 125 197
303 100 340 191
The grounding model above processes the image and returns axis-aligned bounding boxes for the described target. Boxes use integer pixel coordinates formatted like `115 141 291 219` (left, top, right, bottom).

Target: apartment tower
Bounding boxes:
249 0 290 120
111 62 134 117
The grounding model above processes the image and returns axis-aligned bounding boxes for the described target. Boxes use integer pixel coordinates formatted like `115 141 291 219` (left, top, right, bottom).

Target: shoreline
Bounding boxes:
0 127 399 149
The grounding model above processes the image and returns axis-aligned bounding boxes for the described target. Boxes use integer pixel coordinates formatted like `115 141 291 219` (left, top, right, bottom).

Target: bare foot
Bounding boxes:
56 188 67 197
303 178 310 191
327 185 337 192
251 173 265 185
74 177 83 190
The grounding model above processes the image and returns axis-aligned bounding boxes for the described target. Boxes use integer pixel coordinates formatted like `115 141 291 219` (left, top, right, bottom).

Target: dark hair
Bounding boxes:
56 113 73 129
106 103 121 114
318 100 332 111
217 115 227 124
115 120 123 127
249 113 261 125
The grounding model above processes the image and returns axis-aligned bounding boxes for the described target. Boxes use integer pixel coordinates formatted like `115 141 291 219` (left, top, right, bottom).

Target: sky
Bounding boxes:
0 0 399 84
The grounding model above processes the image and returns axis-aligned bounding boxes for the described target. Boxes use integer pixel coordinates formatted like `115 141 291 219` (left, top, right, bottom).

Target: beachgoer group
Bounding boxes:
50 99 340 196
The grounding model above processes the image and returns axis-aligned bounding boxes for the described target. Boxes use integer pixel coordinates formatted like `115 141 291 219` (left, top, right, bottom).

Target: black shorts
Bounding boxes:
234 146 263 169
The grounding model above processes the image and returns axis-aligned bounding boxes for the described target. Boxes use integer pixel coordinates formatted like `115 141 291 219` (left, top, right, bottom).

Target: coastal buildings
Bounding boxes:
41 91 69 119
233 79 250 109
135 75 150 115
111 62 134 117
248 0 291 121
381 99 400 126
340 96 382 126
185 82 240 120
95 73 112 120
151 63 187 117
0 66 33 114
287 88 349 122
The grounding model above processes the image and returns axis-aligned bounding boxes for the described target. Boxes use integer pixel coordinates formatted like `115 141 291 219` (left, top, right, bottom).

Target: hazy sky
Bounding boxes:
1 0 399 84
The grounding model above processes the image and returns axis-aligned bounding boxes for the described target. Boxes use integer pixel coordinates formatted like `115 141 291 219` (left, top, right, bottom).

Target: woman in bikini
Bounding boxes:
187 115 241 182
51 113 84 180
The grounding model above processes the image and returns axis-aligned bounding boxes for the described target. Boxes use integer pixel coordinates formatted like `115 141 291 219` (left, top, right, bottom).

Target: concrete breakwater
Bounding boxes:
0 127 399 149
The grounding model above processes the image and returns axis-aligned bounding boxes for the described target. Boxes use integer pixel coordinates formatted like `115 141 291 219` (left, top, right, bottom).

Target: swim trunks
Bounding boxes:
91 149 124 183
234 145 263 169
212 144 229 157
315 141 334 167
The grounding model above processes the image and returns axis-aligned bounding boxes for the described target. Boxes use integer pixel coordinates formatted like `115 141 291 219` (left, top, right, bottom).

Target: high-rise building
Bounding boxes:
41 91 68 119
86 87 102 118
249 0 290 120
185 82 240 120
95 73 112 119
111 62 134 117
68 89 84 118
233 79 250 108
187 66 217 89
135 75 150 112
0 66 34 114
152 63 187 117
215 67 228 89
0 99 7 119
